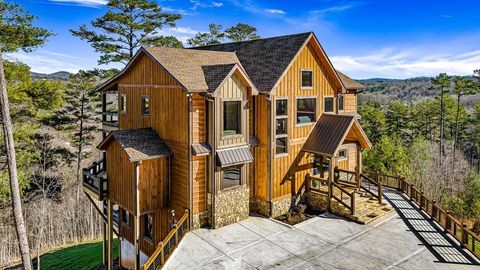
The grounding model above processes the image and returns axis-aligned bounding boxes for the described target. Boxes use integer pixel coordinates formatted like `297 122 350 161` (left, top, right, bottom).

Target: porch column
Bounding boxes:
102 201 108 266
356 143 362 188
107 200 113 270
327 158 333 211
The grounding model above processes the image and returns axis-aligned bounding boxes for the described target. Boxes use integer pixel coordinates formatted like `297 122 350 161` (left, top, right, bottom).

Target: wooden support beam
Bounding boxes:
134 162 141 270
356 143 362 189
107 200 113 270
328 158 333 211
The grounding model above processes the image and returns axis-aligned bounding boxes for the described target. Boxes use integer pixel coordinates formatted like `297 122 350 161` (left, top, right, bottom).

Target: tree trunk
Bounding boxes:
439 87 445 164
453 94 461 172
0 51 32 270
76 91 85 201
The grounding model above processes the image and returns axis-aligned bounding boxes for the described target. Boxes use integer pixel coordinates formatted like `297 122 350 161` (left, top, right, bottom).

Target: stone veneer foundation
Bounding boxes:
249 196 296 218
213 186 249 228
192 210 210 229
305 191 352 219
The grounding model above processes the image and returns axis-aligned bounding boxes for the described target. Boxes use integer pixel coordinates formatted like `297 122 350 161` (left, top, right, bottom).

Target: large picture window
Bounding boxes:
223 101 241 136
324 97 334 113
275 98 288 155
296 98 316 124
301 70 313 88
222 167 241 189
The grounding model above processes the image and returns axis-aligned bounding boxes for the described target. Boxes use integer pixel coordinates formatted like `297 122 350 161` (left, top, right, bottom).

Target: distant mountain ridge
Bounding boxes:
30 71 73 80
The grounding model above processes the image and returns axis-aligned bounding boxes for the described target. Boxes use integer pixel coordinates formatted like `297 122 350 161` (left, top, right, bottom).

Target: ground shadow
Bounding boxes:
383 189 479 265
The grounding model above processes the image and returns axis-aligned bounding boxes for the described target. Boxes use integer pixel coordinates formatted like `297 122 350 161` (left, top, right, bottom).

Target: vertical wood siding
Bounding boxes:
192 93 207 214
270 40 339 199
106 140 135 213
254 95 270 201
139 158 168 213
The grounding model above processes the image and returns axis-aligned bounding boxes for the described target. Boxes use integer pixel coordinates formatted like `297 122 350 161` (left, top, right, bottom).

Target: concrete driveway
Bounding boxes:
165 191 479 270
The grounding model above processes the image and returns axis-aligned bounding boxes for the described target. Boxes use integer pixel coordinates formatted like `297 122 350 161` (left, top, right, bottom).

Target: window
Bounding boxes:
301 70 313 88
120 94 127 113
296 98 316 124
275 98 288 155
222 167 241 189
324 97 334 113
121 208 130 226
338 149 347 160
338 94 344 111
223 101 241 136
141 96 150 116
144 214 153 241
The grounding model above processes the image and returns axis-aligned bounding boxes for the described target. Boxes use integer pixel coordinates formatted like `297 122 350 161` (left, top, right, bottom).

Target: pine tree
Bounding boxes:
187 23 225 46
0 2 52 269
431 73 451 163
71 0 181 65
225 23 260 42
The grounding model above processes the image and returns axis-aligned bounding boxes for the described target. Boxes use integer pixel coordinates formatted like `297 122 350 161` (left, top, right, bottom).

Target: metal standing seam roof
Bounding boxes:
191 32 312 93
98 128 171 162
302 114 355 156
216 146 253 168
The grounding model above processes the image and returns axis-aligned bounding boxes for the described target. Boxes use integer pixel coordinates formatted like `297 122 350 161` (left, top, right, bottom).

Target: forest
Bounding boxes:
0 0 479 269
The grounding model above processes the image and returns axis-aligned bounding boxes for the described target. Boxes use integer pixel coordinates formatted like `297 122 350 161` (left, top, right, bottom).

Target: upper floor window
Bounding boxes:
338 149 347 160
144 214 153 241
142 95 150 116
121 208 130 227
296 98 316 125
275 98 288 155
120 94 127 113
223 101 241 136
222 166 241 189
301 70 313 88
338 94 344 111
324 97 334 113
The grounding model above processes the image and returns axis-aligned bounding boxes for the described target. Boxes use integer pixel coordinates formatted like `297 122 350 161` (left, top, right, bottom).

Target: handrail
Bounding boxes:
360 173 383 204
83 158 107 200
142 209 190 270
331 181 356 214
371 171 480 260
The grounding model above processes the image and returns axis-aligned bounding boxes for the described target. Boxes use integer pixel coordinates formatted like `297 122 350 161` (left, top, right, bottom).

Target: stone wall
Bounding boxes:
192 210 210 229
271 197 292 218
249 198 270 217
305 191 352 219
213 186 249 228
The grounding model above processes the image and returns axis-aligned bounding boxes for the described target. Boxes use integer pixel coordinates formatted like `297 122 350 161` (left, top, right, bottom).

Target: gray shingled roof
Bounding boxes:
98 128 171 162
336 70 365 90
191 32 312 93
202 64 237 92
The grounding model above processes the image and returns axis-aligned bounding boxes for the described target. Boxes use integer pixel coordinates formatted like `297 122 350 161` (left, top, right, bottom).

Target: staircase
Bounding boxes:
350 189 394 224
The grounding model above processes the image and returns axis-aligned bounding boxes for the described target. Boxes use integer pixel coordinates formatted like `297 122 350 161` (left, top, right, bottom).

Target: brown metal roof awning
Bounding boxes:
216 146 253 168
302 114 371 157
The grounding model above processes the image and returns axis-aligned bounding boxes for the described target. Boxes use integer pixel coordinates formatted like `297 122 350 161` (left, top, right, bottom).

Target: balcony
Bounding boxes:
83 158 108 201
102 111 118 132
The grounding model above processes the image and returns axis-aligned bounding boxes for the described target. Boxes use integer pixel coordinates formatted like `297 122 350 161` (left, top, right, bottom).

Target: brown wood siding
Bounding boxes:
106 140 135 213
254 95 270 201
139 158 168 214
192 156 206 213
271 40 339 199
116 53 189 213
344 93 357 113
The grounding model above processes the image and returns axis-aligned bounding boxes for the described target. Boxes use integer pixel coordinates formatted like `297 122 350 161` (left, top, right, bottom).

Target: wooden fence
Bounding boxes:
372 172 480 260
305 174 356 215
141 210 190 270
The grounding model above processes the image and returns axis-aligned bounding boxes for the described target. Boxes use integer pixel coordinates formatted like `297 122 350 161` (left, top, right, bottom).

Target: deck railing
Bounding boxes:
359 172 383 204
142 210 190 270
102 111 118 127
83 159 107 200
372 172 480 260
306 174 356 215
336 168 359 188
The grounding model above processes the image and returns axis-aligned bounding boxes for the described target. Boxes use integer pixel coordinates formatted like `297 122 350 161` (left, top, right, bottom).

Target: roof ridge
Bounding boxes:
192 31 313 49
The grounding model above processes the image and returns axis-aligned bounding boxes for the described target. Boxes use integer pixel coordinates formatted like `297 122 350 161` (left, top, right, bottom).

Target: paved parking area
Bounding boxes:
165 191 480 270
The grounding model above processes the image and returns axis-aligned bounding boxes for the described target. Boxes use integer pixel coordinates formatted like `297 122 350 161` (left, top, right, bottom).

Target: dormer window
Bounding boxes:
223 100 241 136
142 95 150 116
301 70 313 88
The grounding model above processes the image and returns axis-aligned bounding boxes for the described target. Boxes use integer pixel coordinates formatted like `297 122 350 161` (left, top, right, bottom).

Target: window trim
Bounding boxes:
338 94 344 112
274 97 289 157
295 96 317 127
119 94 127 114
143 214 154 243
141 95 150 117
323 95 335 113
337 148 348 161
300 69 313 89
221 98 243 139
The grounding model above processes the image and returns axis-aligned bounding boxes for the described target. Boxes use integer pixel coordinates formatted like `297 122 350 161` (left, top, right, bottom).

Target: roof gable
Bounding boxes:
336 70 365 90
98 128 171 162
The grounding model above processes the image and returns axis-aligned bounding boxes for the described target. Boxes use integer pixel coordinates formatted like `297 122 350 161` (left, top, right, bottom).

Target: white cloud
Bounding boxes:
190 0 224 10
331 47 480 79
5 51 85 74
49 0 107 7
264 9 286 15
158 26 201 44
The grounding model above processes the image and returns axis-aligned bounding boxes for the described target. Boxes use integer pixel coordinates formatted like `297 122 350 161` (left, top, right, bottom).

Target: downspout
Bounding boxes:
206 95 215 228
266 94 273 216
187 93 193 226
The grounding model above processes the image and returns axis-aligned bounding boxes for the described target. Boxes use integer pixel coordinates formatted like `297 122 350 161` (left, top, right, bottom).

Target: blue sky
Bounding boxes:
7 0 480 79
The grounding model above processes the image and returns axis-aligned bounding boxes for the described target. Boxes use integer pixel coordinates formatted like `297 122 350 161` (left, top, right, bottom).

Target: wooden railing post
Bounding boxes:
445 210 451 233
410 185 414 201
378 180 383 204
431 200 437 221
93 161 98 175
420 192 424 210
305 173 311 193
351 192 355 215
160 242 165 265
462 223 468 248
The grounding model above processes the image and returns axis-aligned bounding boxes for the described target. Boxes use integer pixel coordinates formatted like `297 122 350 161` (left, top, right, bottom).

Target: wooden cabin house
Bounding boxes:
83 32 372 270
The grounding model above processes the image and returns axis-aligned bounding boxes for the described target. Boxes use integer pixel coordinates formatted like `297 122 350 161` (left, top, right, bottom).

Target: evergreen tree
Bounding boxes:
187 23 225 46
0 2 52 269
225 23 260 42
431 73 451 161
71 0 182 65
358 103 386 144
385 100 409 142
